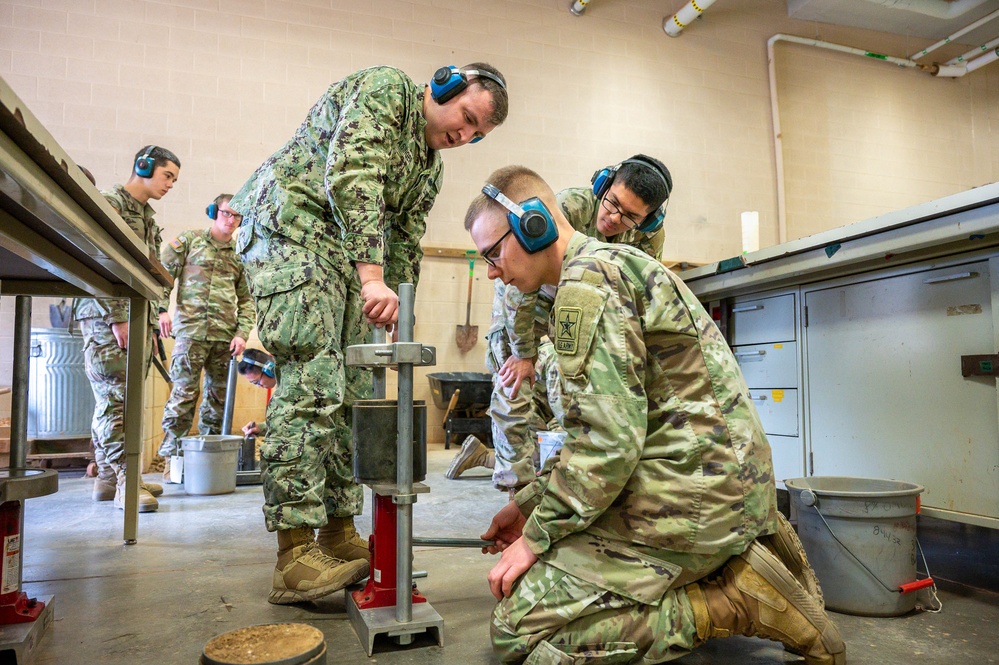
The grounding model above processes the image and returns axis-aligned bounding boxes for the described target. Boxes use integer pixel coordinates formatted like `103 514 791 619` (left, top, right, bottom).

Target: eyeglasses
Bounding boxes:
481 229 512 268
600 195 644 229
247 371 267 388
219 209 242 221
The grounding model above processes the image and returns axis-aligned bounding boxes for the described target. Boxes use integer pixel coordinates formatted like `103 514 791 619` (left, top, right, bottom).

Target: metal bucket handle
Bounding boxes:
799 485 935 596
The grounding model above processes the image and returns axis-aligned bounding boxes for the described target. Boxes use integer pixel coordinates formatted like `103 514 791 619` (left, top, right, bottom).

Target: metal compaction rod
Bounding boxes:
344 284 441 655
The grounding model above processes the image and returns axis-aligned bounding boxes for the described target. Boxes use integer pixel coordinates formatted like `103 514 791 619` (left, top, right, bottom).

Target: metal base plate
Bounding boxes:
235 470 262 486
345 591 443 657
0 595 53 664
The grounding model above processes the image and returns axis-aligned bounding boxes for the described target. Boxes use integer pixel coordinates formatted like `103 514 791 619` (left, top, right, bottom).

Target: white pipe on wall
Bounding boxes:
946 36 999 65
568 0 589 17
930 47 999 76
663 0 717 38
909 7 999 60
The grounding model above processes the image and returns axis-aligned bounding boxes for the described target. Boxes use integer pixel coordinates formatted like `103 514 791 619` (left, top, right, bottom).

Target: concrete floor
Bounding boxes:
15 445 999 664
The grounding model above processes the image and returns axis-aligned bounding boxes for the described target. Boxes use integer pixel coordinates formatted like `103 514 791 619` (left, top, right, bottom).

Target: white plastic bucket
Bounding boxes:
537 431 566 464
785 476 925 616
181 435 241 496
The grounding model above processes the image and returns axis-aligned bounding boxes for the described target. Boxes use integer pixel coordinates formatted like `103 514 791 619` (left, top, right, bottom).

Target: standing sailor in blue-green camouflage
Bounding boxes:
466 165 844 665
229 63 509 605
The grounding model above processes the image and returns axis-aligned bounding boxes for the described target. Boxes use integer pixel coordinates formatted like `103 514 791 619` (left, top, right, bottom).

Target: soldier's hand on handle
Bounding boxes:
481 500 526 555
498 355 536 398
230 336 247 356
111 321 129 349
487 537 537 601
242 421 259 437
360 280 399 326
158 311 172 338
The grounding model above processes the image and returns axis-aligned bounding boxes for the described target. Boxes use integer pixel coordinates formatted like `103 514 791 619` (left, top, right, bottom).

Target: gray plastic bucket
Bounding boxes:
785 476 924 616
181 435 242 496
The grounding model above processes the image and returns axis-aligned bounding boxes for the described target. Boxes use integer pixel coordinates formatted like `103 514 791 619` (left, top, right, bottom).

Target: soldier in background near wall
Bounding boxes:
74 145 181 513
158 194 255 483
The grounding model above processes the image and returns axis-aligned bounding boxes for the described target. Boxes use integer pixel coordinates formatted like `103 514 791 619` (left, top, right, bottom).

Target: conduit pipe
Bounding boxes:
663 0 718 38
928 46 999 76
568 0 590 16
863 0 991 20
946 36 999 65
767 35 919 244
909 7 999 60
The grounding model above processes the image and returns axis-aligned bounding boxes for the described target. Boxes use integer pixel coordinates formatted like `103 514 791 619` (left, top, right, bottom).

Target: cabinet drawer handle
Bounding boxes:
734 350 767 358
749 394 768 401
923 271 978 284
732 304 764 313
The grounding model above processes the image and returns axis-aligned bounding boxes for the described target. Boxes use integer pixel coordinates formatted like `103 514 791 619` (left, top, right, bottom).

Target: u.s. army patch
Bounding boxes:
555 306 582 354
169 237 183 250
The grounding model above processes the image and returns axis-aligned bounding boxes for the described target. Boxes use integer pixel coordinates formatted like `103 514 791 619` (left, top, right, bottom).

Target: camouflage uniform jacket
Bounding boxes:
517 232 777 605
229 66 443 289
502 187 665 360
159 228 255 342
73 184 168 325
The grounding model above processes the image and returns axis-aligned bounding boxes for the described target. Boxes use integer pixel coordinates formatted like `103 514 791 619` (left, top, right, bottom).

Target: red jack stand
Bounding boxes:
351 494 427 610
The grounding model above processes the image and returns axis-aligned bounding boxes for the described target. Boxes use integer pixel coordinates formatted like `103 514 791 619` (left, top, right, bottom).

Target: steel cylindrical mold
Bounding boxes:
352 399 426 485
27 328 95 439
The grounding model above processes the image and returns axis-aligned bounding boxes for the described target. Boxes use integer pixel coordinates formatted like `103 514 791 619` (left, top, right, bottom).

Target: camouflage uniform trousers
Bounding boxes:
159 337 234 457
80 318 153 476
241 222 370 532
486 330 544 489
492 548 732 664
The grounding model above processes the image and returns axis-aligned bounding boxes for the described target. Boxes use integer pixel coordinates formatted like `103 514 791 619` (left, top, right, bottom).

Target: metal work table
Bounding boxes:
679 183 999 528
0 74 171 543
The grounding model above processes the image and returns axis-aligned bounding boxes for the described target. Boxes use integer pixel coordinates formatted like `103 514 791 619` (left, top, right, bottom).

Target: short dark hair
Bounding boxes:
462 62 508 126
464 165 550 231
238 348 273 376
213 193 233 208
134 145 181 172
615 154 671 210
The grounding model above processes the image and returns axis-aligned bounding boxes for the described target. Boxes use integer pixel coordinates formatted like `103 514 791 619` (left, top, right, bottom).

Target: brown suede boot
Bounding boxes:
316 517 370 563
270 526 369 605
759 511 824 609
110 462 159 513
685 541 845 665
92 462 117 502
445 436 495 479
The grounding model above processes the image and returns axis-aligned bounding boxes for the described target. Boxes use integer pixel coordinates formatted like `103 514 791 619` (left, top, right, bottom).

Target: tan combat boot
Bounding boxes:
759 512 824 609
143 480 164 497
92 461 117 501
111 463 159 513
270 526 369 605
445 436 495 479
316 517 370 563
162 456 172 483
685 541 845 665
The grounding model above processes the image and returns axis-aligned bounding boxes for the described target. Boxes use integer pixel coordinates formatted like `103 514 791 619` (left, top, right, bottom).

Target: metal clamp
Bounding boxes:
346 342 436 368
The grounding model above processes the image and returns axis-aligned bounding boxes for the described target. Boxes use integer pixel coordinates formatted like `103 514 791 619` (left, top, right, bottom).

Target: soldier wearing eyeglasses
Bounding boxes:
453 154 673 495
157 193 255 481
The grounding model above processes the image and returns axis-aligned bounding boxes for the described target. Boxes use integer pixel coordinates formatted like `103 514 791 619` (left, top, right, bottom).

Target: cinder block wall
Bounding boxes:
3 0 999 446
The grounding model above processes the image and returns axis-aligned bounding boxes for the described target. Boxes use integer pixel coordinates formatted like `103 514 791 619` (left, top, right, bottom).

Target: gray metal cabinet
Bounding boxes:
803 260 999 523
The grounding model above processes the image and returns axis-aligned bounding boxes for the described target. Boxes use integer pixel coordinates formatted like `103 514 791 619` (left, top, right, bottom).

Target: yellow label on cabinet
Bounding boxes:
772 389 785 402
773 343 783 349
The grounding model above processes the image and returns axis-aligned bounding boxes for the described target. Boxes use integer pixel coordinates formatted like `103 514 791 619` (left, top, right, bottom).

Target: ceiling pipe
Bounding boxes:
663 0 718 38
568 0 590 16
909 7 999 60
863 0 992 20
946 36 999 65
927 46 999 76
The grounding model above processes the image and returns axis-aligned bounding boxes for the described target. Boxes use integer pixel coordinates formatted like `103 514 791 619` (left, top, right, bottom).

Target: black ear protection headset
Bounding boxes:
134 145 157 178
482 183 558 254
241 355 275 378
590 156 672 233
430 66 506 143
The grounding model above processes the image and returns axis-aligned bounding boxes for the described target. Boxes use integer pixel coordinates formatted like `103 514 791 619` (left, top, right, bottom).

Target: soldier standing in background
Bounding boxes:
467 165 843 665
158 194 255 481
450 155 672 493
75 145 181 513
229 63 509 605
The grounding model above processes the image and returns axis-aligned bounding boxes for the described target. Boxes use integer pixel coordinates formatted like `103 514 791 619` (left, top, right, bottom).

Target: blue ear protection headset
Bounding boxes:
482 184 558 254
591 157 672 233
242 355 275 378
206 203 218 220
134 145 157 178
430 66 506 144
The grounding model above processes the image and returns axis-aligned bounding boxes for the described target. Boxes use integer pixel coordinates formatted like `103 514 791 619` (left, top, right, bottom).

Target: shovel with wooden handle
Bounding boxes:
455 251 478 352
